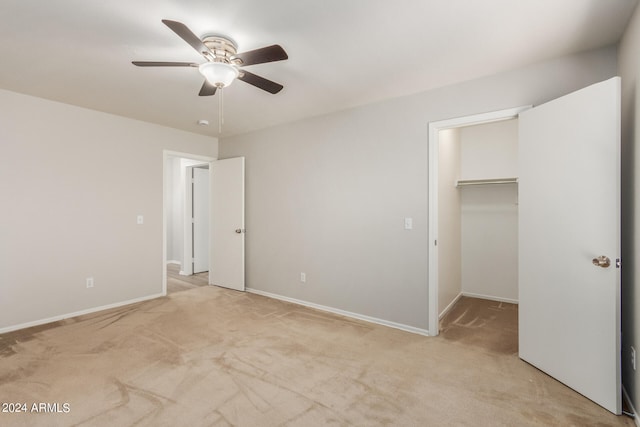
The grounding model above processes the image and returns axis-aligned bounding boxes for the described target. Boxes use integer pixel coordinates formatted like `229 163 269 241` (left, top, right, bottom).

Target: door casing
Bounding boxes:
427 106 531 336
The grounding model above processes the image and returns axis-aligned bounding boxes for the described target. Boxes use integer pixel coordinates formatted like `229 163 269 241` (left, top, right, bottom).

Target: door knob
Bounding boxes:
592 256 611 268
235 229 245 234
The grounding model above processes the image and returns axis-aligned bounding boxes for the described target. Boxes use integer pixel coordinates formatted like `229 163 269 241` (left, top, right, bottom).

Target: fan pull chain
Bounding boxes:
218 87 224 134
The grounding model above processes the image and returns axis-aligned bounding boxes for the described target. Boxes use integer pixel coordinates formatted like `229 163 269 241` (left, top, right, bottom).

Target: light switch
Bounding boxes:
404 217 413 230
137 215 144 225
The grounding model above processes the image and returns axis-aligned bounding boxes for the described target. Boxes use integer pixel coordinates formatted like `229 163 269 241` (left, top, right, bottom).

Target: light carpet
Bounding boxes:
0 289 632 426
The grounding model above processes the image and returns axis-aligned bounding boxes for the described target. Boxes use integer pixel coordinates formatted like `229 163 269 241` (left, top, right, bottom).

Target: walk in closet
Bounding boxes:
438 118 519 318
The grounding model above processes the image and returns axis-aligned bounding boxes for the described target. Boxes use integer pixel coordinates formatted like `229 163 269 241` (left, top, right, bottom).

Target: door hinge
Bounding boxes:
616 258 621 269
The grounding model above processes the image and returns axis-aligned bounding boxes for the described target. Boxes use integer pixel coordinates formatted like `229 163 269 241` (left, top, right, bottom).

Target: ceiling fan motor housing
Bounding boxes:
202 35 240 64
199 36 241 87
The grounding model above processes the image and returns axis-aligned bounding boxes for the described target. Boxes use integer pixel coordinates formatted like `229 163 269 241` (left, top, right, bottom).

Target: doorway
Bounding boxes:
439 119 519 312
163 151 215 295
427 106 530 336
166 263 209 294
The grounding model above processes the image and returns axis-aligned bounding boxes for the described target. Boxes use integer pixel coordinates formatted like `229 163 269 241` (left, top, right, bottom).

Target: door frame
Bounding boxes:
163 150 216 295
427 106 531 336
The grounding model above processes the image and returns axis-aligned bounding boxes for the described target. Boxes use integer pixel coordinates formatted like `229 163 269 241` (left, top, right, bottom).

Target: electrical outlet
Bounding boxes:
300 272 306 283
86 277 94 288
632 346 636 371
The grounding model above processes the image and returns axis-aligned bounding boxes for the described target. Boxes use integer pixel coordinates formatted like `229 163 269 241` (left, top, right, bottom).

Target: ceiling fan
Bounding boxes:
132 19 288 96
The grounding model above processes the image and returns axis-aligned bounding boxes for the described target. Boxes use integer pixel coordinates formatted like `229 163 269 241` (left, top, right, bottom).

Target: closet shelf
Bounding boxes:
456 177 518 188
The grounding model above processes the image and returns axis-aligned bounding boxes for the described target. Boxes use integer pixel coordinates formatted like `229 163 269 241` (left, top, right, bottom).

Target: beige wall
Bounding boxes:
220 46 618 331
619 2 640 412
0 89 217 331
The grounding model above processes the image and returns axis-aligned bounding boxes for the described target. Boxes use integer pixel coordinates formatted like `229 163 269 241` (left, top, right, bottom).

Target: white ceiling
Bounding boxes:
0 0 636 138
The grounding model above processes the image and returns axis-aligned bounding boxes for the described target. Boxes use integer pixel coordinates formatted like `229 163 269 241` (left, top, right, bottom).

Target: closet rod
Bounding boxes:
456 177 518 187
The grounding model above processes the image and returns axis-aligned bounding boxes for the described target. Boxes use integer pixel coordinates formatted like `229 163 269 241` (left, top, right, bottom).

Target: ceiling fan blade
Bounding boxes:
233 45 288 66
199 80 217 96
132 61 198 67
162 19 213 59
238 70 283 94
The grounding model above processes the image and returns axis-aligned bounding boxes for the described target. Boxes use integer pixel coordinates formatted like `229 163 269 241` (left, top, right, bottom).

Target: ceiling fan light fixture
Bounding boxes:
198 62 239 88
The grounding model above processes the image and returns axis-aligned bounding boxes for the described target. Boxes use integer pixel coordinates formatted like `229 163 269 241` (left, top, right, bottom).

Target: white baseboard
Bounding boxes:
0 293 165 334
438 292 518 321
166 260 181 265
439 292 463 320
246 288 431 336
623 386 639 425
462 292 518 305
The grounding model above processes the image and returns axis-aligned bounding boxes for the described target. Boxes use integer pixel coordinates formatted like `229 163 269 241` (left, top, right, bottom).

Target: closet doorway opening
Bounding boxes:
427 106 530 336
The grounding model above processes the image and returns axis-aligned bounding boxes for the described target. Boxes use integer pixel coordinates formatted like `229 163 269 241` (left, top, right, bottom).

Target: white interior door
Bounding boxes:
518 77 621 413
192 166 209 273
210 157 245 291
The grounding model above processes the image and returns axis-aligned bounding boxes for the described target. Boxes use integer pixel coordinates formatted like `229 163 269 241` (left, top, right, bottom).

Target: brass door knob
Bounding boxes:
592 256 611 268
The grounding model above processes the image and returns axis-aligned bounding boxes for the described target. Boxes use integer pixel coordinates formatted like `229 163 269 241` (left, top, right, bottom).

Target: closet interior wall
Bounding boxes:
460 119 519 303
437 129 463 316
